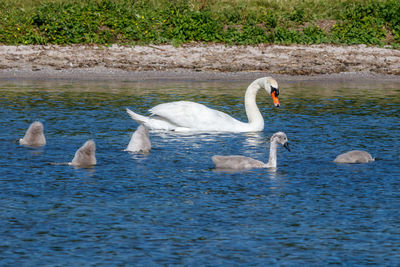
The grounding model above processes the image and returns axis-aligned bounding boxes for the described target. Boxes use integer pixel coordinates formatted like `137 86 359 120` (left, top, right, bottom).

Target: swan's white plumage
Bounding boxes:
150 101 250 131
126 77 279 132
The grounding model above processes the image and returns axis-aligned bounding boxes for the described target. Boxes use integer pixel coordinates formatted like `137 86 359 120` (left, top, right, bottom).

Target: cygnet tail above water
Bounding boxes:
69 139 96 167
212 132 290 170
334 150 374 164
126 77 280 132
19 121 46 147
125 124 151 153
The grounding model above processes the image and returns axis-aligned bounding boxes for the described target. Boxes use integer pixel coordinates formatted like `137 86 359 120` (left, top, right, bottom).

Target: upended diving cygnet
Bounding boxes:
334 150 374 164
125 124 151 153
212 132 290 170
19 121 46 147
69 139 96 167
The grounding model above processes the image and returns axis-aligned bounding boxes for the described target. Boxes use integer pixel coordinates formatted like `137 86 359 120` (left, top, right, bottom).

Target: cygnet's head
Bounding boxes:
270 131 290 151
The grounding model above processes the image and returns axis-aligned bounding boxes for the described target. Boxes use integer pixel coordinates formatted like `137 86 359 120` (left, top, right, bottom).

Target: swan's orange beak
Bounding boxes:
271 91 280 107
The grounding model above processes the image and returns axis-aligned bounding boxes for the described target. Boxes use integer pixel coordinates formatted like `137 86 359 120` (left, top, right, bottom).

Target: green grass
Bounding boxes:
1 0 399 46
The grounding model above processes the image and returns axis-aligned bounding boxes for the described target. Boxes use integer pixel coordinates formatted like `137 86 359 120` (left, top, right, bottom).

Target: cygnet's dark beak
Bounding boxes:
283 142 290 152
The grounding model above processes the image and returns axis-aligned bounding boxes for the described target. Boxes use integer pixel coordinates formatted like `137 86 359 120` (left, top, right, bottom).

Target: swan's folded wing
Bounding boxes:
149 101 244 131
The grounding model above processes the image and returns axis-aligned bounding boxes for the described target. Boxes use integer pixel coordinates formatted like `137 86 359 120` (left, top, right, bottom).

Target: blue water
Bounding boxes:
0 78 399 265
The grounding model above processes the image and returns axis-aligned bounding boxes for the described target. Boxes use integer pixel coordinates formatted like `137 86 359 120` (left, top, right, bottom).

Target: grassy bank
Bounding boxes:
1 0 400 47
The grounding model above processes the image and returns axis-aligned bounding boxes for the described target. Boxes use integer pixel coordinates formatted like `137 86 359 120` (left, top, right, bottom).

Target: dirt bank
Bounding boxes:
0 44 399 81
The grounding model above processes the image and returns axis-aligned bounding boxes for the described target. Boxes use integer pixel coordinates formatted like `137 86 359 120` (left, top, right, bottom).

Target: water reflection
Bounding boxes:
71 165 96 176
0 78 399 265
266 168 279 179
213 166 279 178
243 132 264 147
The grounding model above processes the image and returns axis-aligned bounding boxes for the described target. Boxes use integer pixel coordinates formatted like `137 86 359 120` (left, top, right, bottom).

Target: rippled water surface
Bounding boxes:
0 78 399 265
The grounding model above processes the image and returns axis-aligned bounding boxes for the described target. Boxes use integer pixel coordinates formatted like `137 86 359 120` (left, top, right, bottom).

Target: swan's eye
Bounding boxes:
271 86 279 96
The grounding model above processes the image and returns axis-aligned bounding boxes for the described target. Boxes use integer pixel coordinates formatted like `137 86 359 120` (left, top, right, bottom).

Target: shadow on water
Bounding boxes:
0 78 399 265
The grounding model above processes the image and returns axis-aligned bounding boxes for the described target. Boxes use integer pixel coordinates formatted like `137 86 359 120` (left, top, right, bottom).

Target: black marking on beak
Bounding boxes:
271 86 279 97
283 142 290 152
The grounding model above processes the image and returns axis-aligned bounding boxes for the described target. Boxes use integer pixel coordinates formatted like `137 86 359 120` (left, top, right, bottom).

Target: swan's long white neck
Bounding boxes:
244 78 266 131
266 141 278 168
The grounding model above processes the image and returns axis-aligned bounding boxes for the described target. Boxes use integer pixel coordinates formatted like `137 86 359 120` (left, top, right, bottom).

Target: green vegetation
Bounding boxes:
1 0 399 46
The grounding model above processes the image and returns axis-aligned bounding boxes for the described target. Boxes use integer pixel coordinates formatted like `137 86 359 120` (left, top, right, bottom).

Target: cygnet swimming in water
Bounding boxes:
212 132 290 170
69 140 96 167
334 150 374 164
125 124 151 153
19 121 46 147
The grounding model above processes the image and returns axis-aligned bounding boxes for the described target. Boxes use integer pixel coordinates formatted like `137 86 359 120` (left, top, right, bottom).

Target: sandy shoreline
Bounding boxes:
1 44 400 82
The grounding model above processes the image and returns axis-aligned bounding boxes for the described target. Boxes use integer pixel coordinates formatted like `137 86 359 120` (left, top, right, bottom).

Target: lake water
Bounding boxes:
0 78 399 265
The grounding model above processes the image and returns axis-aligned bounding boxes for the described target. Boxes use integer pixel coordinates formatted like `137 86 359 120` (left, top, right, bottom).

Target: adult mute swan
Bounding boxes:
126 77 280 132
212 132 290 170
19 121 46 147
125 124 151 153
334 150 374 164
69 140 96 167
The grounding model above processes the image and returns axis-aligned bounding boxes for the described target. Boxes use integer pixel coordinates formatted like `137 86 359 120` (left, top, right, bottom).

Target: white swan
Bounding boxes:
334 150 374 164
19 121 46 147
212 132 290 170
69 140 96 167
126 77 280 132
125 124 151 153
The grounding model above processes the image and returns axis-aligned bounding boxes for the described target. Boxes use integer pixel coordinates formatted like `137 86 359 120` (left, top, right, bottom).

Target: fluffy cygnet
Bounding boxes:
69 139 96 167
212 132 290 170
125 124 151 153
19 121 46 147
334 150 374 163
